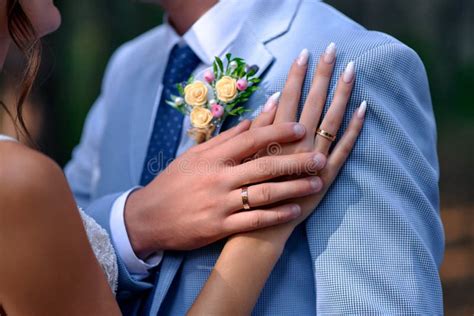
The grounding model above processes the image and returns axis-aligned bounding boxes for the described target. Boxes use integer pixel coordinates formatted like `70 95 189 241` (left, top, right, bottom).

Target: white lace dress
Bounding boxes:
0 135 118 293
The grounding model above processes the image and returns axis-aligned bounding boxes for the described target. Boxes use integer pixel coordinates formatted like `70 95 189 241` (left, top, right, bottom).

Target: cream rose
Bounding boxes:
190 107 213 128
215 76 238 103
184 81 208 107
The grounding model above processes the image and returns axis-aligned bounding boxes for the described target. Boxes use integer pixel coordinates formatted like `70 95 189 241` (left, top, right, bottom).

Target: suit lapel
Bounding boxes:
218 22 275 131
129 0 303 183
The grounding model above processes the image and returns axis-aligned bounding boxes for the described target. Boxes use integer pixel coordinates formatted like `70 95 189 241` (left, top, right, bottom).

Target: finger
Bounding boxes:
324 101 367 181
223 203 301 234
299 43 337 147
227 176 323 211
215 122 306 162
229 152 326 187
315 61 356 155
274 49 309 123
250 92 281 130
196 119 251 152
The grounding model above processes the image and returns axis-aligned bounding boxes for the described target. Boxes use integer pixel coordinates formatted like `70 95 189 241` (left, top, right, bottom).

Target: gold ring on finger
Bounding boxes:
316 128 336 142
241 187 251 210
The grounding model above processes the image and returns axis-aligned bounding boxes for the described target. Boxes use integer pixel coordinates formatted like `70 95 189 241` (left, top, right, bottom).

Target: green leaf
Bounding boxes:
216 56 224 73
176 84 185 96
213 62 218 77
229 106 249 116
249 78 261 84
225 102 237 111
226 53 232 63
248 86 259 92
187 75 194 85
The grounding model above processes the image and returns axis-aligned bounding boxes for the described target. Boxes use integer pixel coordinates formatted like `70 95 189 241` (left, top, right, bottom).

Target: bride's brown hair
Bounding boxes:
1 0 42 143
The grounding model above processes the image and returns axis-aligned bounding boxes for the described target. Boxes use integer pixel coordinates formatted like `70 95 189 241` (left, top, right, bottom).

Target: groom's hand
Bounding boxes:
124 121 326 258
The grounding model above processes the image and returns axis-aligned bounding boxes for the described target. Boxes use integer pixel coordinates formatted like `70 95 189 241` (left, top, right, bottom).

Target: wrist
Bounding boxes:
124 188 156 259
229 222 296 257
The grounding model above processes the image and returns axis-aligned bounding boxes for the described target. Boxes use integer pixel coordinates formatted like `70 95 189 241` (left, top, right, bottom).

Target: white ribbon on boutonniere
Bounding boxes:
167 53 261 144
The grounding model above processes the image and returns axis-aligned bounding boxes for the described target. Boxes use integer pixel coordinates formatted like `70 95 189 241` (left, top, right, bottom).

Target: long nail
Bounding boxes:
357 100 367 119
343 61 355 83
297 48 309 66
263 92 281 112
323 42 336 64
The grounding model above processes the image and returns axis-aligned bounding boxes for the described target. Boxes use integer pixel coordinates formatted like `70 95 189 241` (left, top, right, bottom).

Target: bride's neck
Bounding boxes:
0 37 11 70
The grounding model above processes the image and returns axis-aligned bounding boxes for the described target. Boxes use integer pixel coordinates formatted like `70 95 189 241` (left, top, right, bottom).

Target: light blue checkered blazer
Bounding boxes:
65 0 444 314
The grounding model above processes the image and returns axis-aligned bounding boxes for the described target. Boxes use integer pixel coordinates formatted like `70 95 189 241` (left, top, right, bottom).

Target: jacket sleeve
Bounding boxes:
308 42 445 314
64 48 155 299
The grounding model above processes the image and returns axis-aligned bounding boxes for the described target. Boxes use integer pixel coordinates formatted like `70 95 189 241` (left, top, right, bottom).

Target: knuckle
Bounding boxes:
275 209 284 223
318 67 333 79
294 143 313 154
258 184 273 204
258 157 274 175
250 213 263 229
319 167 331 181
339 142 353 157
243 132 259 151
339 83 353 95
282 89 297 102
323 117 338 129
314 93 328 108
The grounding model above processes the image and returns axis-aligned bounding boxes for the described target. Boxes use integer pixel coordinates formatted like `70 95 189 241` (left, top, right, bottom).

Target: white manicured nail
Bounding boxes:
297 48 309 66
357 100 367 119
323 42 336 64
343 61 355 83
263 92 281 112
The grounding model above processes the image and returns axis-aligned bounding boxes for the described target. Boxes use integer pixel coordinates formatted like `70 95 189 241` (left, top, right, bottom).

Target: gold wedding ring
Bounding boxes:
241 187 251 210
316 128 336 142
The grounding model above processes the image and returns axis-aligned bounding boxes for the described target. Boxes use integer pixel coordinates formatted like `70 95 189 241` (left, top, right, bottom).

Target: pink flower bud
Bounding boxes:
211 103 224 118
236 78 248 91
204 70 215 83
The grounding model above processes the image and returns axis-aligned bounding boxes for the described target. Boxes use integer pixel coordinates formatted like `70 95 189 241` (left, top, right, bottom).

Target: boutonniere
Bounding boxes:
167 54 260 144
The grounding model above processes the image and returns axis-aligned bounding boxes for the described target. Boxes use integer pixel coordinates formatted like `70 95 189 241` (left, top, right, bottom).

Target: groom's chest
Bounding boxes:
97 60 272 191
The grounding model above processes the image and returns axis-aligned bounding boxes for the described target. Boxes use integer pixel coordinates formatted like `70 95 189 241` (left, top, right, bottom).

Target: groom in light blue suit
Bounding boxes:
65 0 444 314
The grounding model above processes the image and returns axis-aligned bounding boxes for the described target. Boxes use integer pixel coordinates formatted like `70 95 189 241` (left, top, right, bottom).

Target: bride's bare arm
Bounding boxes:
0 142 120 316
189 45 366 315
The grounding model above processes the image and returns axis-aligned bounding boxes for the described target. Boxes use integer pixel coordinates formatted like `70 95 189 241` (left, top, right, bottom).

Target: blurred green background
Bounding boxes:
1 0 473 314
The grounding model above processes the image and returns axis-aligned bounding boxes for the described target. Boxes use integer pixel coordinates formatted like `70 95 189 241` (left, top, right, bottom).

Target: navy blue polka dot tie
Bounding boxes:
140 44 201 186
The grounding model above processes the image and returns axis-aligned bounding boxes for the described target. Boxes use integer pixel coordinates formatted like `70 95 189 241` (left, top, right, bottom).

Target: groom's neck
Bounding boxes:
161 0 218 35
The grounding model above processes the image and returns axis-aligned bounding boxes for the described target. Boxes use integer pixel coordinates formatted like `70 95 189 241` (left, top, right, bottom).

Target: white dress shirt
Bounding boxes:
109 0 256 279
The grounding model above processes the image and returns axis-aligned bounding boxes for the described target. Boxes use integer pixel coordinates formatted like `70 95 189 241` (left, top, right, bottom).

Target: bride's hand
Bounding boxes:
186 46 365 316
250 44 366 226
125 121 326 256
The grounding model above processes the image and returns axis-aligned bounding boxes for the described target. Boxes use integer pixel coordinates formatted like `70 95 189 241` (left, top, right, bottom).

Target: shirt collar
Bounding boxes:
163 1 256 65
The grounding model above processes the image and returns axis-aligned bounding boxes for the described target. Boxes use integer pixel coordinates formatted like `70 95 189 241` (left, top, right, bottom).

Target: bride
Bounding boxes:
0 0 365 315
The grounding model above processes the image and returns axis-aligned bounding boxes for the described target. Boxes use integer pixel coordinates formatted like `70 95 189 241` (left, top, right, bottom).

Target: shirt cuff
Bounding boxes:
110 188 164 280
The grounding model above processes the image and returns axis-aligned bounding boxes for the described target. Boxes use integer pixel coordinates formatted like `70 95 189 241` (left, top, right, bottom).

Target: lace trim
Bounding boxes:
78 208 118 294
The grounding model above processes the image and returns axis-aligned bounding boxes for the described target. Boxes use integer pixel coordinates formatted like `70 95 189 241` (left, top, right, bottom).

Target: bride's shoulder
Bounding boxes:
0 141 66 201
